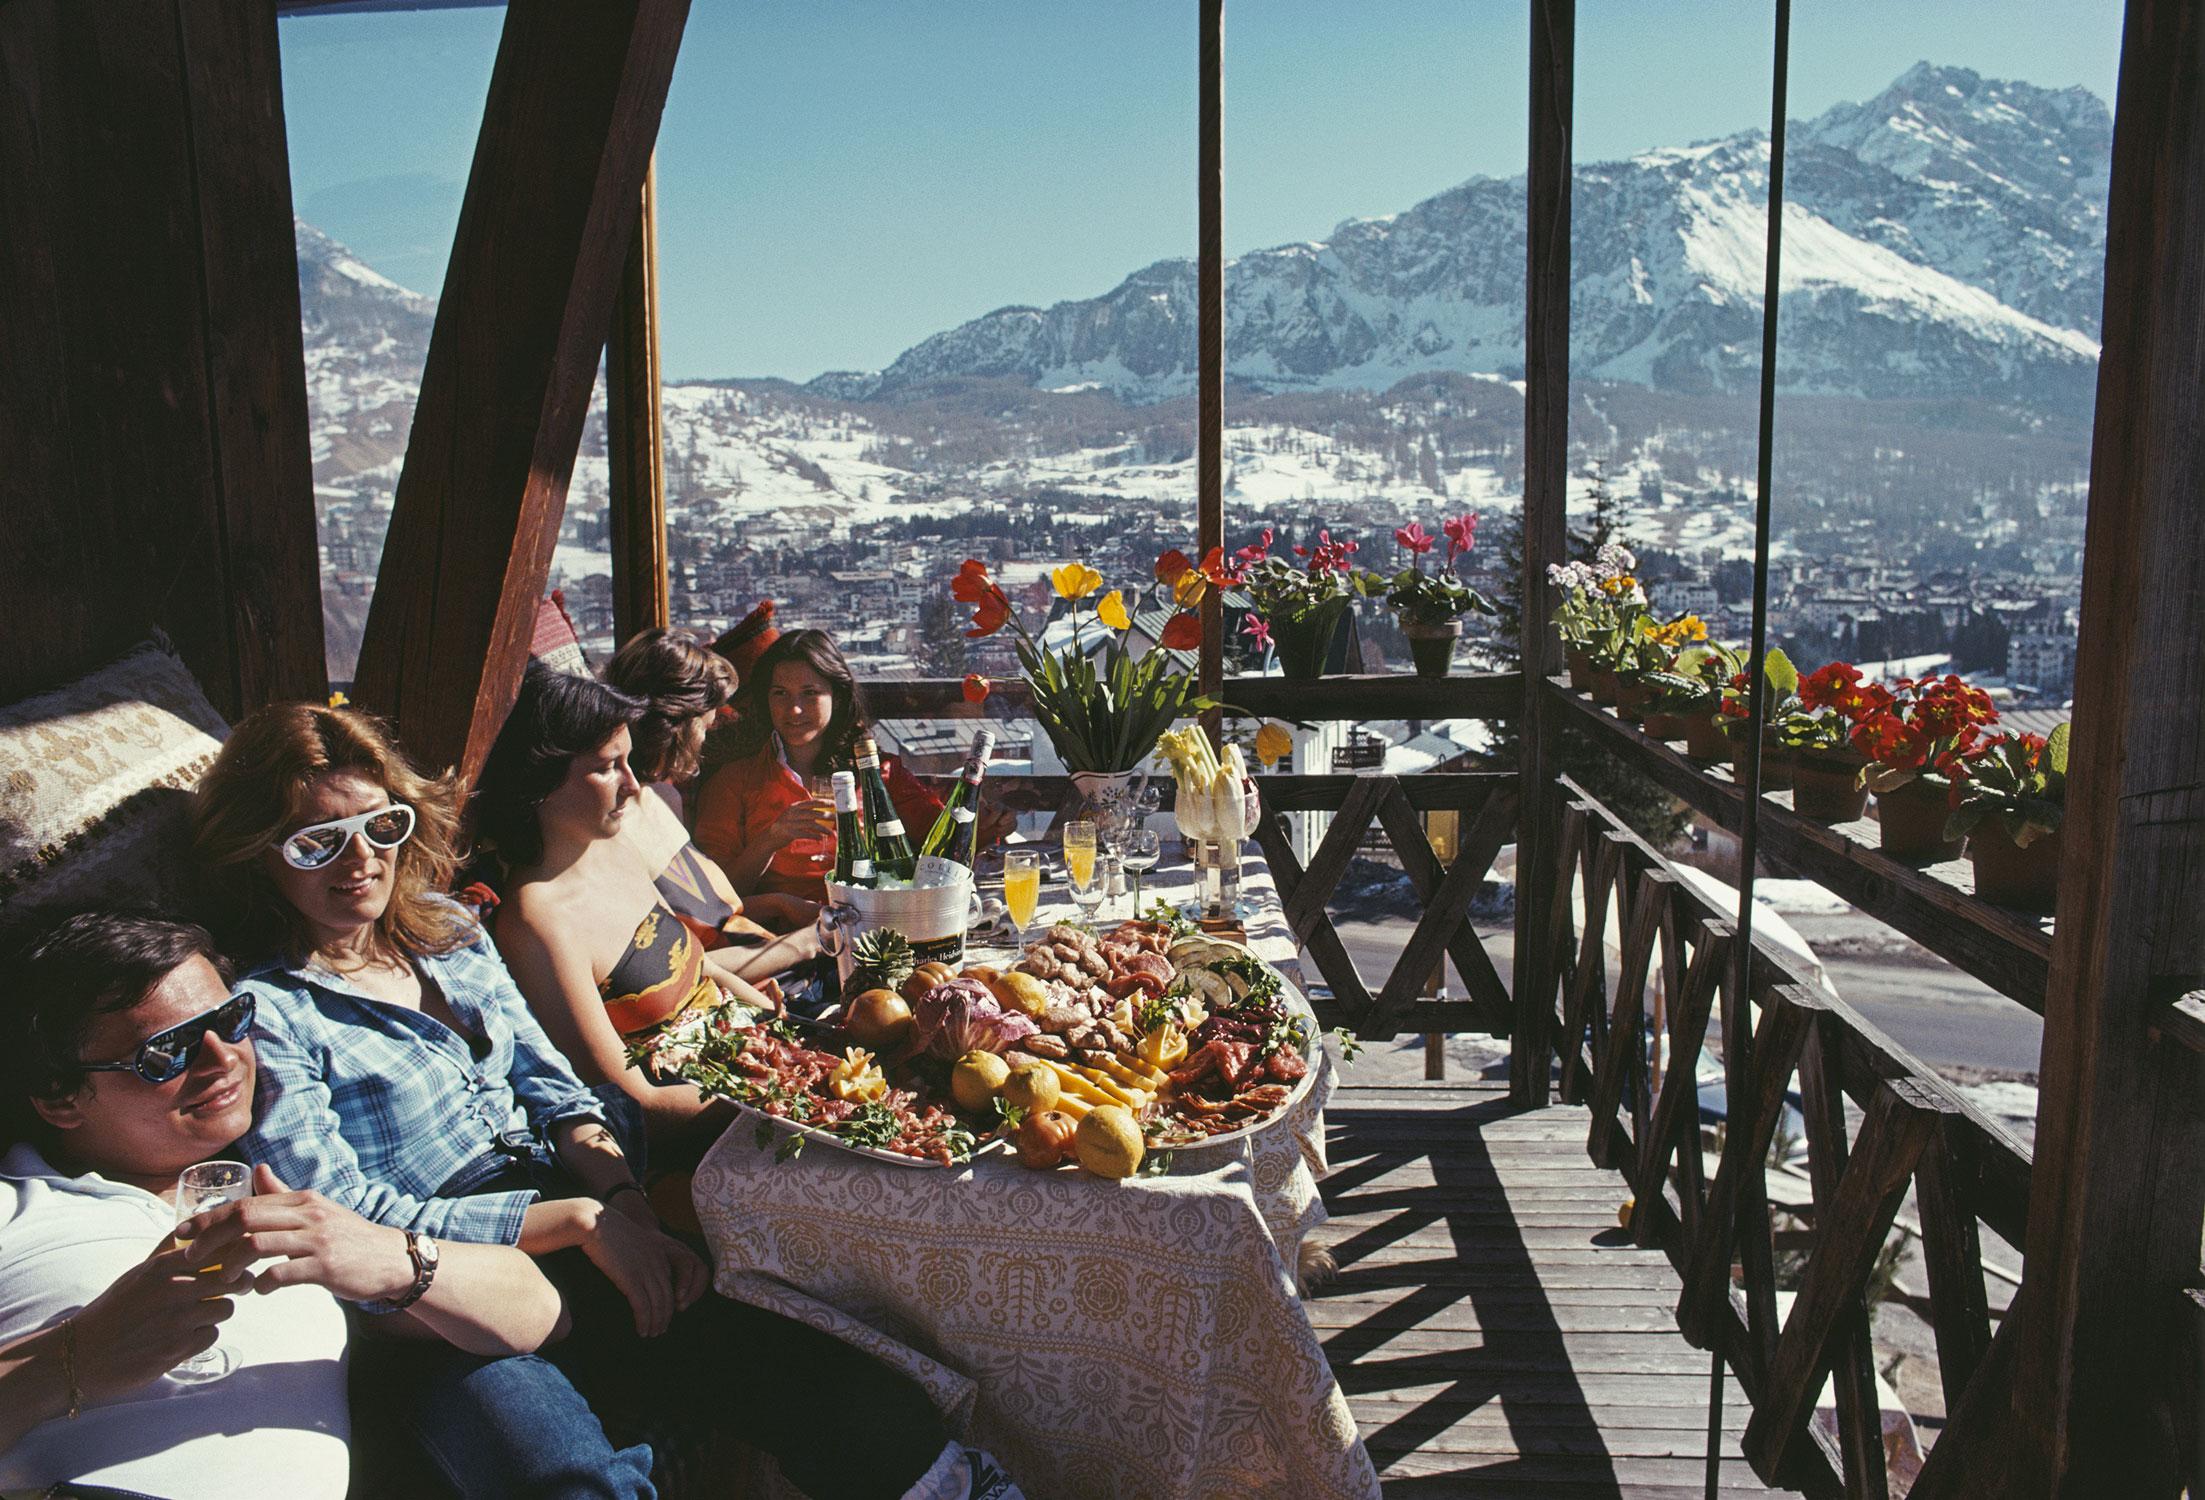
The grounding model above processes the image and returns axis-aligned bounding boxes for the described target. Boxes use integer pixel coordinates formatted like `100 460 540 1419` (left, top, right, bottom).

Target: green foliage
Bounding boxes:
1945 722 2069 846
1014 620 1213 774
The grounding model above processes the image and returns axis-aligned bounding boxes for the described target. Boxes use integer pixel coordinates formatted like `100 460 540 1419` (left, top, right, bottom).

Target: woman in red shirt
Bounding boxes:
693 630 942 905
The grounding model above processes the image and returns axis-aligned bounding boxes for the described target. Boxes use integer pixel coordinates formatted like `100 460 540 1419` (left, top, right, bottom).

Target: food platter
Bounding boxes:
636 917 1324 1177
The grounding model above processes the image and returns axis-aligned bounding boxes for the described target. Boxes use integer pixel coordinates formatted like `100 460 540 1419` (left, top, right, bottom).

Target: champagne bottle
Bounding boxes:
916 729 995 883
852 737 917 884
830 771 875 887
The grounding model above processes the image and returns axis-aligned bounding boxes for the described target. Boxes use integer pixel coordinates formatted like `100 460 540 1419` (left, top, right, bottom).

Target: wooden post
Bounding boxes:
1196 0 1225 753
1510 0 1572 1107
353 0 691 782
606 155 669 646
1912 0 2205 1491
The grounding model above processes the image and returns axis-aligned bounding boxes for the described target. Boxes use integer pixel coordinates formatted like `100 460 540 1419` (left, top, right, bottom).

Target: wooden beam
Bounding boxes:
353 0 691 780
606 154 669 645
1921 1 2205 1491
1511 0 1573 1107
860 671 1521 724
1196 0 1224 751
179 0 328 709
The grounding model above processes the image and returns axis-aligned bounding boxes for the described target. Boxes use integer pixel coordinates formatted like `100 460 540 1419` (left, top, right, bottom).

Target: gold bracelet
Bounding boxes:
60 1315 82 1420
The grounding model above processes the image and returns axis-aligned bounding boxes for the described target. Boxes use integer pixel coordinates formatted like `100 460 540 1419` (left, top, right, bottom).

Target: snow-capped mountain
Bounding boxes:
815 64 2108 407
297 218 436 483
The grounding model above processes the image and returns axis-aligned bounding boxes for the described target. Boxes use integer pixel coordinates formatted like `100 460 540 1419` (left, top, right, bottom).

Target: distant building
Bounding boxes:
2006 632 2077 696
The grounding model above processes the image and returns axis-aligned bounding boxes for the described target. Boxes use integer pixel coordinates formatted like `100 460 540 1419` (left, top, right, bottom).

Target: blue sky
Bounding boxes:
279 0 2124 382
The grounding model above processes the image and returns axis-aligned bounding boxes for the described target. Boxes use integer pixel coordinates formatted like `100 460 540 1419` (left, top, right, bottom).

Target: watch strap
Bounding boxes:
362 1230 436 1315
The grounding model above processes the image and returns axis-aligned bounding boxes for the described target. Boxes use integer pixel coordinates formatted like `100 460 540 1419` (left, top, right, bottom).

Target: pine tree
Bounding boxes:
918 591 966 676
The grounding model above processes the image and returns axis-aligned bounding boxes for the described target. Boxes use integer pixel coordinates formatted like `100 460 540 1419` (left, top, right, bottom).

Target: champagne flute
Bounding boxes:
1122 828 1161 916
1003 849 1042 942
170 1159 252 1384
1068 849 1107 923
802 774 836 871
1062 820 1097 894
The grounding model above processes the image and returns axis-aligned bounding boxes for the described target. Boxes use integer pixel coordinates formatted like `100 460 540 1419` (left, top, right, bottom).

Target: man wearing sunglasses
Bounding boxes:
0 910 579 1500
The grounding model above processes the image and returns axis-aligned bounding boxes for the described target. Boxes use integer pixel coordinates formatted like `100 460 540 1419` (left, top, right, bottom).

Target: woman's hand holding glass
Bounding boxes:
769 790 834 867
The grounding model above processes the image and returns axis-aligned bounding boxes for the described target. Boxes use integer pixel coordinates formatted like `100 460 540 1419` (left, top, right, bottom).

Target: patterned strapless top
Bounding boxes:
600 906 723 1037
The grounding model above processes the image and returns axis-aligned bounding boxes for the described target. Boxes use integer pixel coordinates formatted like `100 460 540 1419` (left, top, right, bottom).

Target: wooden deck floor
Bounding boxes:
1314 1080 1802 1498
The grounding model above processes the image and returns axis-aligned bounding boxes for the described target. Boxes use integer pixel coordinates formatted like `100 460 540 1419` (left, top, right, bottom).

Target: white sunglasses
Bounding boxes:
274 804 417 870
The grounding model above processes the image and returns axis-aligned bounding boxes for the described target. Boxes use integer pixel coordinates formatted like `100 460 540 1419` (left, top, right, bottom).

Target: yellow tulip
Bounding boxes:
1255 722 1293 769
1171 571 1208 607
1051 563 1102 600
1097 589 1131 630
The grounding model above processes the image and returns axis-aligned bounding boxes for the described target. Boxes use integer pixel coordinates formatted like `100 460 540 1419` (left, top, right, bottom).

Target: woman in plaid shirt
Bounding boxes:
191 702 1021 1500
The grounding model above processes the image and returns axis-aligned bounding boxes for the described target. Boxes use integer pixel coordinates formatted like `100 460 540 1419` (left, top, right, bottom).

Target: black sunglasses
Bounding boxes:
79 993 257 1085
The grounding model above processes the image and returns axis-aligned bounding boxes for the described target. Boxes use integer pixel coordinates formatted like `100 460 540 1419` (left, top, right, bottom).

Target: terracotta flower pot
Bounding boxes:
1682 715 1729 761
1401 617 1461 678
1729 732 1794 790
1641 709 1685 740
1614 675 1655 721
1790 749 1869 823
1874 779 1962 864
1566 650 1595 691
1968 822 2062 913
1590 668 1620 706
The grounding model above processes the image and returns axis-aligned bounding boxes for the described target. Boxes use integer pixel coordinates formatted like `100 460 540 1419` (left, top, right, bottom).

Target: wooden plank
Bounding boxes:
1553 684 2052 1010
1511 0 1574 1109
1632 921 1729 1250
1587 871 1670 1169
1743 1079 1940 1484
1259 770 1516 815
178 0 327 709
1195 0 1223 750
605 155 668 644
1373 782 1519 1035
1912 1120 1994 1413
1253 807 1375 1024
1282 774 1392 941
861 672 1520 723
1557 835 1623 1105
2153 991 2205 1055
1796 1011 1887 1500
352 0 692 780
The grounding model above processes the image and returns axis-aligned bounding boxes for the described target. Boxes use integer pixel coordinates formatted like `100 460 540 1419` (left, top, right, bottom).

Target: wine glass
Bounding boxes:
801 774 836 872
170 1160 252 1384
1122 828 1161 915
1061 820 1097 896
1068 848 1107 923
1003 849 1042 942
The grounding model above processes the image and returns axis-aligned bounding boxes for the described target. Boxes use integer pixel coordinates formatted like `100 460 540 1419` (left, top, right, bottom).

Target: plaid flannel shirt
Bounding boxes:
238 913 607 1246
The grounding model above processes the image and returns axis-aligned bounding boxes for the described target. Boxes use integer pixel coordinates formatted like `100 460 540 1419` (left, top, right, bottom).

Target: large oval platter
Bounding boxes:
1137 946 1323 1153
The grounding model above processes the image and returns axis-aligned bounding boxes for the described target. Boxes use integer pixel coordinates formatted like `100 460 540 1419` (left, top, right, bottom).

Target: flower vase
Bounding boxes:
1874 779 1962 863
1401 617 1461 678
1790 749 1869 823
1682 715 1728 760
1968 823 2061 913
1590 668 1620 706
1565 649 1595 691
1271 597 1350 679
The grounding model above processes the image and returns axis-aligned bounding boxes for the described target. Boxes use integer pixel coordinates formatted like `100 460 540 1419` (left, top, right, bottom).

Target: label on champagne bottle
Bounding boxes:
876 819 905 838
849 858 874 879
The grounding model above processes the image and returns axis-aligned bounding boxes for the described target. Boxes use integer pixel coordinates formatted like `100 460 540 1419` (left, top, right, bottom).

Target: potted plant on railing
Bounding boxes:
1848 674 2000 862
1379 515 1493 678
951 552 1215 791
1717 647 1800 790
1655 642 1743 757
1774 662 1881 822
1548 545 1643 700
1944 724 2068 913
1233 528 1378 679
1613 612 1708 721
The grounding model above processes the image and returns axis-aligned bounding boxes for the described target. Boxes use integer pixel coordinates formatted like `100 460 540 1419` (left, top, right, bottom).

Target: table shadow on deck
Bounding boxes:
1313 1083 1801 1499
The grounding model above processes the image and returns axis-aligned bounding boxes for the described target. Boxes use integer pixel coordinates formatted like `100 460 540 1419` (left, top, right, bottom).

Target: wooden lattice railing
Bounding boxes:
1539 775 2034 1498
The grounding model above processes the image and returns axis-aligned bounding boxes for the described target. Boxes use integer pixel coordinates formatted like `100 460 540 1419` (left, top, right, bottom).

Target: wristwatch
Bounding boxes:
361 1231 440 1315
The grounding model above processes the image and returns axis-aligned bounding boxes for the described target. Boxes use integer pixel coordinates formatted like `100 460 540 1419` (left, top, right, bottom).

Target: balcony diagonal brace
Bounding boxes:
1371 781 1519 1035
1631 919 1733 1249
1252 798 1375 1028
1586 870 1676 1171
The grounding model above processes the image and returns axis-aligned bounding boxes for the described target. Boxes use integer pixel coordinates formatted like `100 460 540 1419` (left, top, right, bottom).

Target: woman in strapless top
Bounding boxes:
476 663 808 1153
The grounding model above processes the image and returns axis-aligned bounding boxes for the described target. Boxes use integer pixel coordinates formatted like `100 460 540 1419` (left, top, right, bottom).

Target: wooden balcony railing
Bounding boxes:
1536 774 2032 1497
861 671 1522 725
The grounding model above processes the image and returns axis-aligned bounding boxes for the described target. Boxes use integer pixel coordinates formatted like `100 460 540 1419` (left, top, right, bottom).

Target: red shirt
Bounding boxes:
693 743 943 903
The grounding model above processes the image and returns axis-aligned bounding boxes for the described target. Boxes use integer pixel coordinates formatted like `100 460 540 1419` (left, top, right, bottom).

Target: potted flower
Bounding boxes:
1657 642 1743 757
1945 724 2068 912
1717 648 1799 791
951 553 1214 779
1548 544 1644 699
1848 675 2000 862
1233 528 1379 679
1778 662 1880 822
1614 612 1709 721
1379 515 1493 678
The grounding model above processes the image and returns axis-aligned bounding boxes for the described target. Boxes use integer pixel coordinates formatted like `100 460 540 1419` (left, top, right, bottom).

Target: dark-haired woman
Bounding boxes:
601 627 814 940
476 662 809 1152
693 630 944 904
194 699 1009 1500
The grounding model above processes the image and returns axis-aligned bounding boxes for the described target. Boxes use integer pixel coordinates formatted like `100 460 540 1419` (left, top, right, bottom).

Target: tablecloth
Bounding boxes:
690 858 1378 1499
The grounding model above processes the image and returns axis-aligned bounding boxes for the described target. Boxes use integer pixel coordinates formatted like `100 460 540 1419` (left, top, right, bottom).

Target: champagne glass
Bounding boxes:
1062 820 1097 894
170 1160 252 1384
1122 828 1161 915
1003 849 1042 941
802 774 836 871
1068 848 1106 923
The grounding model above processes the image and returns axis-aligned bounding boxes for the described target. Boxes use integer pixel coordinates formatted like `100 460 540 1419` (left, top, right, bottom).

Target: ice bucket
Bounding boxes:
816 871 980 991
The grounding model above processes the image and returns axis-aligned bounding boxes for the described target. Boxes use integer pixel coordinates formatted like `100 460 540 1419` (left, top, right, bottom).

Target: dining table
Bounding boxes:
689 850 1379 1500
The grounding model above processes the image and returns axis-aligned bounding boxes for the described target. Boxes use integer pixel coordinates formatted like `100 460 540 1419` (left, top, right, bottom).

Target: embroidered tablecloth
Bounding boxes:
691 861 1377 1499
